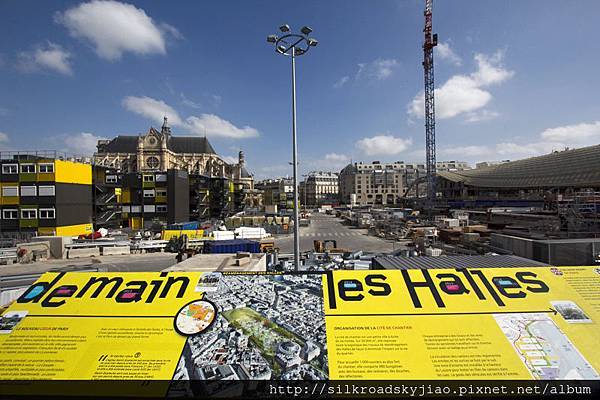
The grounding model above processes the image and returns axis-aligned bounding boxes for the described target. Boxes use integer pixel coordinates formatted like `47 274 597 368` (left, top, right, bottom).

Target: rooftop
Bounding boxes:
162 253 266 272
372 254 548 270
438 144 600 188
96 128 216 155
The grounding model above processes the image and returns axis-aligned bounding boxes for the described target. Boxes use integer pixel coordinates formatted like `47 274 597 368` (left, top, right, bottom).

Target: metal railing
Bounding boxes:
0 150 93 164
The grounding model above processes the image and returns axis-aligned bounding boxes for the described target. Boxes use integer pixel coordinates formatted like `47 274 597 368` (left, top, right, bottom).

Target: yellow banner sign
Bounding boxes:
0 266 598 386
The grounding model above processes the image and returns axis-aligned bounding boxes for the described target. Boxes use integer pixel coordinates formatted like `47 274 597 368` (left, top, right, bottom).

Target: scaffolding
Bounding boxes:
558 190 600 234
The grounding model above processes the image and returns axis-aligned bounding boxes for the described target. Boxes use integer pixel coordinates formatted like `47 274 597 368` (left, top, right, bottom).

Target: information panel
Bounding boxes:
0 266 598 390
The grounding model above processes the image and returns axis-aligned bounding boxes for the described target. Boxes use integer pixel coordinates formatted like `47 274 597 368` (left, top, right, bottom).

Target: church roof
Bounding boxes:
97 134 216 155
240 166 252 178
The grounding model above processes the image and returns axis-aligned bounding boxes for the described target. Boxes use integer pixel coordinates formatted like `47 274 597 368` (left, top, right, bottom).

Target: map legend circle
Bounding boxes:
174 299 218 336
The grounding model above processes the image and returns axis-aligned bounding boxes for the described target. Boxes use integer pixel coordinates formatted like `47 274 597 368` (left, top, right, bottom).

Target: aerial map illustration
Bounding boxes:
494 312 599 380
174 274 328 380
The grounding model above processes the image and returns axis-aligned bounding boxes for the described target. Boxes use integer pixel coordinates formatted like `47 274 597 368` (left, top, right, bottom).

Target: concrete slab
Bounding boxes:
163 253 266 272
102 246 131 256
67 247 100 259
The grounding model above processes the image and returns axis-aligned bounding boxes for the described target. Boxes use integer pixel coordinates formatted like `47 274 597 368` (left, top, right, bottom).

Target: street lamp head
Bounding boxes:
294 47 305 56
267 34 277 43
279 24 290 33
277 44 287 53
301 26 313 35
308 38 318 47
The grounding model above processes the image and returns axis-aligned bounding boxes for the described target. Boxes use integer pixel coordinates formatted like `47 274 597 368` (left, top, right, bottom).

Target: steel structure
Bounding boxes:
423 0 438 204
267 25 318 271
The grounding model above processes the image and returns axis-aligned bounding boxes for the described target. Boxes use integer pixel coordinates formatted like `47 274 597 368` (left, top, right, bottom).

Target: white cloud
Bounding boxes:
472 51 514 86
439 145 493 157
495 141 562 158
222 155 239 165
17 42 73 75
122 96 183 126
123 96 259 139
159 23 183 40
464 109 500 123
355 135 412 156
51 132 107 155
408 50 513 121
540 121 600 143
186 114 259 139
180 93 202 109
356 58 399 81
325 153 349 163
333 76 349 89
305 152 351 171
438 121 600 164
211 95 222 107
0 131 10 151
436 42 462 66
254 164 291 180
56 0 180 60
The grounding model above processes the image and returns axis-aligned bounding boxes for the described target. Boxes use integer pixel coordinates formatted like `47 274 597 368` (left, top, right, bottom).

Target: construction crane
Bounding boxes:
423 0 438 205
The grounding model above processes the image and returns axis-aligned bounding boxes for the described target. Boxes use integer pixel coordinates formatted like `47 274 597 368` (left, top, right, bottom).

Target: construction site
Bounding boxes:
2 0 600 291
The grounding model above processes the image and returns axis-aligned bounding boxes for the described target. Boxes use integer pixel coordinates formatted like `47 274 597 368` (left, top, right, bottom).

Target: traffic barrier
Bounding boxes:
102 246 131 256
67 247 100 259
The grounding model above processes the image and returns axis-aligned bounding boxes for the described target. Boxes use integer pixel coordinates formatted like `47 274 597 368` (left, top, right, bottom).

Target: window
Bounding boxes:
39 185 55 196
106 175 117 184
2 164 17 174
156 189 167 197
143 189 155 198
2 209 17 219
39 208 55 219
2 186 18 197
20 186 37 197
146 156 160 169
21 209 37 219
38 163 54 173
156 205 167 213
142 175 154 182
143 205 155 213
155 174 167 182
20 164 36 173
131 205 141 213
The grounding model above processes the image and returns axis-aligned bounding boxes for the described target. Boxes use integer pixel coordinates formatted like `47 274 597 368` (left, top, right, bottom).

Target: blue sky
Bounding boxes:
1 0 599 179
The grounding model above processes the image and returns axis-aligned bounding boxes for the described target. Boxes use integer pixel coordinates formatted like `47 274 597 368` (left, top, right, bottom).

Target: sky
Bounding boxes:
1 0 600 179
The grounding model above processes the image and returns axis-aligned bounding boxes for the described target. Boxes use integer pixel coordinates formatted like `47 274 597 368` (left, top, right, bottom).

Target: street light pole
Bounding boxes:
290 48 301 271
267 25 318 271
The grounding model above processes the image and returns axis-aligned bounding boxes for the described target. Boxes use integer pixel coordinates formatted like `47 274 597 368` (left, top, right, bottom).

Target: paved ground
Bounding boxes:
274 213 400 253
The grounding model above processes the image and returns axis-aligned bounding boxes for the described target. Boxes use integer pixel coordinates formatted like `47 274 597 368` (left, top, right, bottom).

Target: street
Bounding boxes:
274 213 399 253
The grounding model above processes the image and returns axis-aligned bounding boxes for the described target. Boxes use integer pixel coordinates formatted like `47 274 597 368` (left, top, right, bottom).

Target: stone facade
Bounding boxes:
94 117 253 188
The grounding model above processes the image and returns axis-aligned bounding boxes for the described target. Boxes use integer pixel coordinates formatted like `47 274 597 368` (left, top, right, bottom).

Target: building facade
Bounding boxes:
94 118 252 189
255 178 294 210
94 119 255 226
1 154 93 238
338 160 470 206
300 171 339 207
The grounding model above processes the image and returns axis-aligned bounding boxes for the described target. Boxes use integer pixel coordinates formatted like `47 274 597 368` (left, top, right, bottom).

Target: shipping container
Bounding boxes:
203 239 260 254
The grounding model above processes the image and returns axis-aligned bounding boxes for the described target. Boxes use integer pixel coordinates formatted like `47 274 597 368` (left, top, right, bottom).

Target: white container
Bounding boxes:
212 231 235 241
234 227 271 239
425 247 443 257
